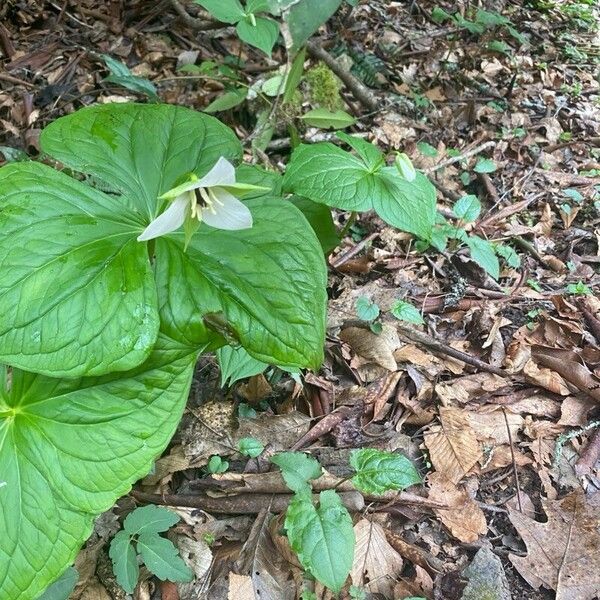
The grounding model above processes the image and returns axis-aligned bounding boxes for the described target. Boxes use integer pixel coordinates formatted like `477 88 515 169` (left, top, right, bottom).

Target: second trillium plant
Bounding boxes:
0 102 327 600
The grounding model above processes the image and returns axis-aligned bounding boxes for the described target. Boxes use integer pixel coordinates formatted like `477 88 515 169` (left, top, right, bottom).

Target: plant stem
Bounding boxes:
339 211 357 238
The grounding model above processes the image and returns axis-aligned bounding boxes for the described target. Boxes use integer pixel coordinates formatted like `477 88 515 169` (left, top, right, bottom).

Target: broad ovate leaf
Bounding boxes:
285 490 354 592
350 449 421 495
284 143 436 239
0 161 159 377
40 103 242 220
370 169 437 239
0 335 196 600
124 505 180 536
271 451 322 493
236 17 280 56
0 103 241 377
284 0 343 51
283 142 375 211
37 567 79 600
154 197 327 369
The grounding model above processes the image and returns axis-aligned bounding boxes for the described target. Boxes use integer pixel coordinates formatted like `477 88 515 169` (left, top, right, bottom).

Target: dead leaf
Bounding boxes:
351 519 403 597
427 472 487 543
228 573 255 599
235 510 294 600
435 373 506 405
557 395 597 427
239 374 272 404
424 407 482 483
340 325 398 371
460 546 510 600
509 491 600 599
466 408 523 446
523 359 570 395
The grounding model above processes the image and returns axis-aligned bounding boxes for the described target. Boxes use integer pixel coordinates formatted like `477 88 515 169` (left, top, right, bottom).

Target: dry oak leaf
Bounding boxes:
424 407 482 484
351 519 403 597
427 472 487 543
509 491 600 599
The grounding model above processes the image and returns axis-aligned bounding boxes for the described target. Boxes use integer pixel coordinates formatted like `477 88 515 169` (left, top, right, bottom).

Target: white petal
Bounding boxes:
196 157 236 188
202 189 253 230
137 196 188 241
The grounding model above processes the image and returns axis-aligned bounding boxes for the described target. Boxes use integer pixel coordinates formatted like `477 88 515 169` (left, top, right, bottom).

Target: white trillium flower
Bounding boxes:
138 157 255 242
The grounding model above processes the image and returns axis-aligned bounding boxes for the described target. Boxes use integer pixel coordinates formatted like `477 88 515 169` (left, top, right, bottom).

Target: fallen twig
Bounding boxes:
396 322 509 377
331 232 379 268
169 0 228 30
425 140 495 173
132 489 365 513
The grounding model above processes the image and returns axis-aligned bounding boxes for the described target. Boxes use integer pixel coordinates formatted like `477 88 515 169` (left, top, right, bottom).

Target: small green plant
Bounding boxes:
271 449 420 593
355 296 380 322
196 0 280 56
238 437 265 457
566 281 592 295
391 300 424 325
431 194 521 279
432 6 526 44
102 55 158 101
207 455 230 473
109 505 193 594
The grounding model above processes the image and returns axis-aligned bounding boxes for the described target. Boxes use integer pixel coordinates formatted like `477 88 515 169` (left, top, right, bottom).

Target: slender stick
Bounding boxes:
425 140 496 173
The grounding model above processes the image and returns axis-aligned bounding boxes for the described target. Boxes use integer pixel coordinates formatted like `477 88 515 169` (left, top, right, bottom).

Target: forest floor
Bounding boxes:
1 0 600 599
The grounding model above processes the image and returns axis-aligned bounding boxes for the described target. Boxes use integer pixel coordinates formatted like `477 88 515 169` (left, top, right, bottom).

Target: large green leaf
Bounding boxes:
0 334 196 600
283 142 374 211
283 141 437 239
154 197 327 369
0 104 326 377
0 161 158 377
284 0 343 52
285 490 354 592
40 103 242 219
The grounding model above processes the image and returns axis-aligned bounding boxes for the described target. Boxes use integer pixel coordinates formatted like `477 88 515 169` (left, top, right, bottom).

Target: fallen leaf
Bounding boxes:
435 373 506 405
424 407 482 483
340 325 398 371
509 491 600 599
235 509 294 600
466 408 523 445
460 546 510 600
523 359 570 395
427 472 487 543
351 519 403 597
228 573 255 599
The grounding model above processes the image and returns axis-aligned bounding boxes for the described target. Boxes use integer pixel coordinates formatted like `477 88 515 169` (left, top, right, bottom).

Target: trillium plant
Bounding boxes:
0 101 436 599
0 103 327 600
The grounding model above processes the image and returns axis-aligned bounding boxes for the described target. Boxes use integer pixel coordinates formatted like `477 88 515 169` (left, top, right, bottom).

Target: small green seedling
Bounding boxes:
207 455 230 474
271 449 420 593
109 505 193 594
566 281 591 295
